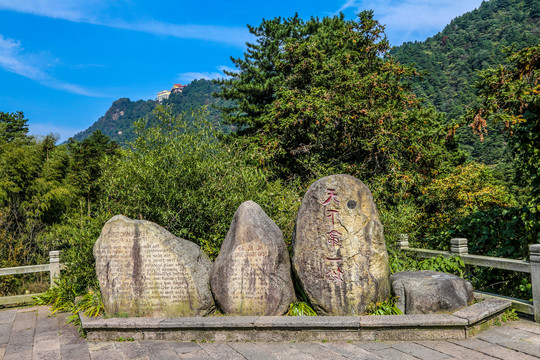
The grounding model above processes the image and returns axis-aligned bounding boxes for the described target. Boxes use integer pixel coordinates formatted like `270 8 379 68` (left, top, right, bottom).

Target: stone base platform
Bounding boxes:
80 298 510 342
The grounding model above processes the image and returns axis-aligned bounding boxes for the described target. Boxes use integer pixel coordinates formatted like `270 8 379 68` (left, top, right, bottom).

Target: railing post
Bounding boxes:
397 234 409 251
530 244 540 322
49 251 60 287
451 238 469 279
450 238 468 255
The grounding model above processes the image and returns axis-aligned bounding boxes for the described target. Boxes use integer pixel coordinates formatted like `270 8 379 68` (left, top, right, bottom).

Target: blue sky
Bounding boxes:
0 0 483 141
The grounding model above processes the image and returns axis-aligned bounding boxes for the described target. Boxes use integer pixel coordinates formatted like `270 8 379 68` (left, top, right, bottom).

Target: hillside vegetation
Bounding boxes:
392 0 539 166
71 79 229 145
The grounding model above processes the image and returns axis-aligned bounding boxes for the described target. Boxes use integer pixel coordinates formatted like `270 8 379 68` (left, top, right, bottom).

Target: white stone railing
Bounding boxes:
397 235 540 323
0 251 62 305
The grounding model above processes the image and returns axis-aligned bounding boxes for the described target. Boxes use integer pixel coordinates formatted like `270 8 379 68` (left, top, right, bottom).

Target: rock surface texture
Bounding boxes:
292 174 391 315
390 270 474 314
210 201 295 315
94 215 215 317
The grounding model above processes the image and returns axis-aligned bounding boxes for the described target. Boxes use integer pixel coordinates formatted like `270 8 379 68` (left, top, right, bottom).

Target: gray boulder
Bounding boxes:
94 215 215 317
390 270 474 314
210 201 296 315
292 174 391 315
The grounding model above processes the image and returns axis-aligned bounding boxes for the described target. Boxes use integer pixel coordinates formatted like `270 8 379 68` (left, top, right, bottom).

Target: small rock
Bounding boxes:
292 174 391 315
390 270 474 314
94 215 215 317
210 201 296 315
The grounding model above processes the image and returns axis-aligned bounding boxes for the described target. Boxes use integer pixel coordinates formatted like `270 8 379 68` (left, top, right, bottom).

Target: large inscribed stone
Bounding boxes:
210 201 295 315
94 215 215 317
292 174 390 315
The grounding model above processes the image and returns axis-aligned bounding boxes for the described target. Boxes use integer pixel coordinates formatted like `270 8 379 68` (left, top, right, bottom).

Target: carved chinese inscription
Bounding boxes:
210 201 296 316
322 188 344 283
292 174 391 315
94 215 215 317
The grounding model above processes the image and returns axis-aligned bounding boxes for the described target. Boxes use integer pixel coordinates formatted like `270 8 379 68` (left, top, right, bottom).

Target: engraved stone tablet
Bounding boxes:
292 174 391 315
94 215 215 317
210 201 296 315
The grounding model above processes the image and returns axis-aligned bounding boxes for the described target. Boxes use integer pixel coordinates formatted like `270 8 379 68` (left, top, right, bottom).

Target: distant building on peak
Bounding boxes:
157 84 186 102
172 84 186 94
157 90 171 102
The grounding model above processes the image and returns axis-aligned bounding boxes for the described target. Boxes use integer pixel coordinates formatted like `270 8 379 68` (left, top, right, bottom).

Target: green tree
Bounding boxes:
467 44 540 243
102 105 299 258
218 11 463 200
215 14 324 132
67 130 119 216
0 111 29 143
0 132 74 288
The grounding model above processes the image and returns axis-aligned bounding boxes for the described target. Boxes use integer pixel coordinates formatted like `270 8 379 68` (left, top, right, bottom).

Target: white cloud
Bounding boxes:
0 34 101 97
177 72 223 83
0 0 250 47
178 65 234 83
29 122 84 142
0 0 102 22
103 19 250 47
337 0 483 44
217 65 237 74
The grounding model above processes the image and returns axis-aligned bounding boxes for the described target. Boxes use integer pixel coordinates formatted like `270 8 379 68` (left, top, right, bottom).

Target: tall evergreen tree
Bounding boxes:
216 11 463 197
215 14 328 133
0 111 30 144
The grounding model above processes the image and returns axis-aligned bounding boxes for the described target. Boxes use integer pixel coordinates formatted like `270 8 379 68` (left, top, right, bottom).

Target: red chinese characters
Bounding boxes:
322 188 344 284
326 230 342 248
322 189 339 206
325 268 344 283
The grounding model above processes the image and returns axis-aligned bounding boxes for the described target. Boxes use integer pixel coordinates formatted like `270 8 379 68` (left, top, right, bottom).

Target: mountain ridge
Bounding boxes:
70 79 228 145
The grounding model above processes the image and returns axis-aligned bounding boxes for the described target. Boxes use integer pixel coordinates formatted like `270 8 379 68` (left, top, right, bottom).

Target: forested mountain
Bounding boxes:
392 0 539 165
71 79 227 145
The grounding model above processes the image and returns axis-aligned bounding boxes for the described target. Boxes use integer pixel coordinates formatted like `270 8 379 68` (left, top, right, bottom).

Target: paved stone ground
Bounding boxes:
1 306 539 360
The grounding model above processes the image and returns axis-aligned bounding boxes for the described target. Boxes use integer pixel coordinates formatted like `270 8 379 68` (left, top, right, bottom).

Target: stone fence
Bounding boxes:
397 235 540 323
0 251 62 306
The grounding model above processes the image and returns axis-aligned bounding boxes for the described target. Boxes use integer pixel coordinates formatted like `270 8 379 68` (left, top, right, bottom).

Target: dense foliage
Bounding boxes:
0 2 537 317
468 44 539 244
101 106 299 258
392 0 539 168
0 112 118 296
216 11 463 203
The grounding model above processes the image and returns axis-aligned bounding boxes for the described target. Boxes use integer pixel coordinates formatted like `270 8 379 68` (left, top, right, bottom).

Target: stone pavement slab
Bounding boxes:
477 326 540 358
320 342 382 360
176 348 214 360
476 343 539 360
511 320 540 334
112 341 151 360
87 341 123 360
390 342 450 360
0 310 16 324
290 342 349 359
370 347 419 360
0 324 11 346
168 342 201 356
168 342 213 360
255 343 316 360
228 342 279 360
1 306 540 360
416 340 497 360
198 343 245 360
138 341 179 360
